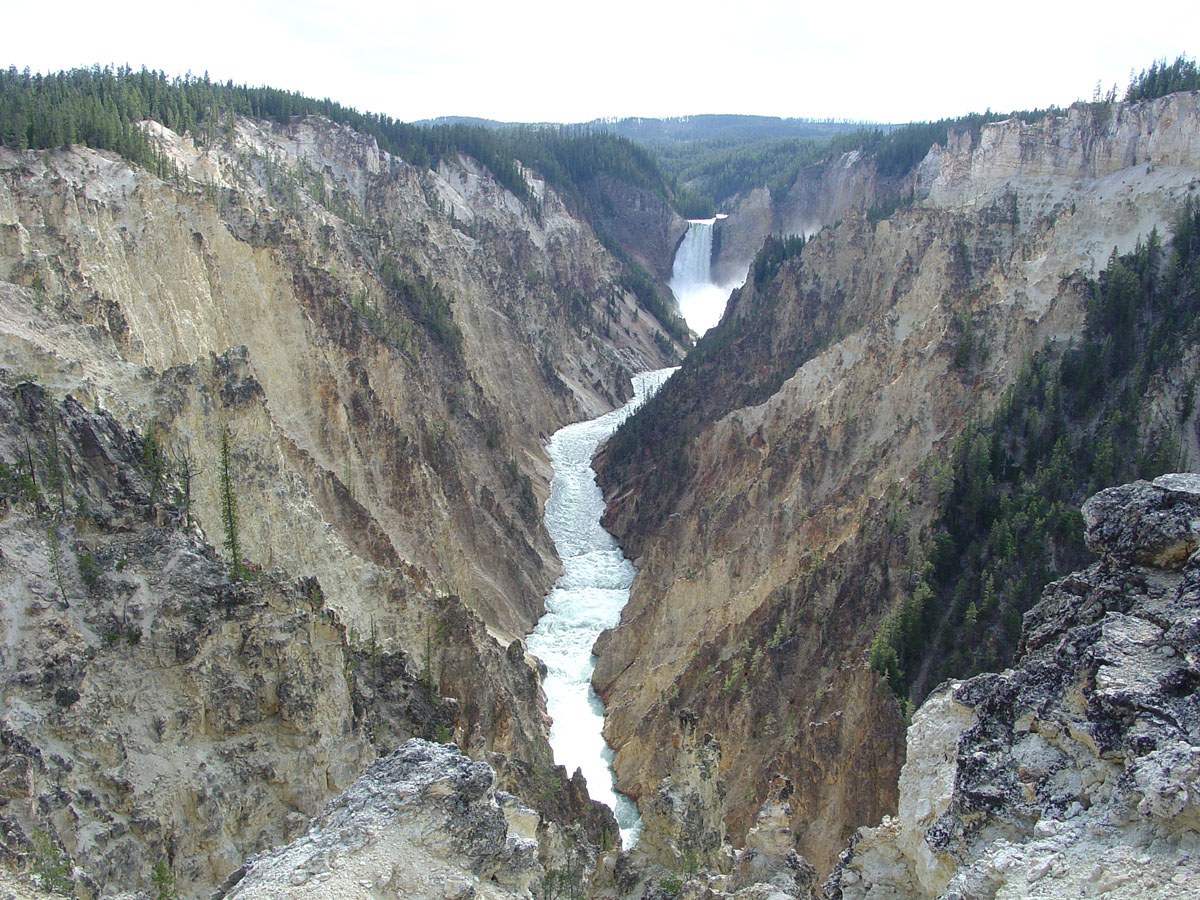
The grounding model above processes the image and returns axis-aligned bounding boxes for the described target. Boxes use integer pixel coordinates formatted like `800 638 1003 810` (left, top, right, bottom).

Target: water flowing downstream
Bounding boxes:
527 368 675 847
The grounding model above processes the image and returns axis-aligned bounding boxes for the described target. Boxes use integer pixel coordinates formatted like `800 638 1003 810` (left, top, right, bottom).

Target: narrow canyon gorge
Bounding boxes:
0 73 1198 900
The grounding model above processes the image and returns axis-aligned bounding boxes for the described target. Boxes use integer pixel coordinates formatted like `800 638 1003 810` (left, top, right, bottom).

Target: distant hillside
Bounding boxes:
586 114 872 145
415 114 877 214
418 113 874 144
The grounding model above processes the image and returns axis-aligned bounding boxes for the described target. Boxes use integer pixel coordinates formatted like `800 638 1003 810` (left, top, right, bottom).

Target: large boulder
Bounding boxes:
1082 473 1200 568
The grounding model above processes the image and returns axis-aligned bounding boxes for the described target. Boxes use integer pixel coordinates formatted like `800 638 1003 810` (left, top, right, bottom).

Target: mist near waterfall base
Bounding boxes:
671 218 743 335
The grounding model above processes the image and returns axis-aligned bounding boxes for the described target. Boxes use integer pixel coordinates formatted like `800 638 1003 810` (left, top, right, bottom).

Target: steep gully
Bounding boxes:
531 220 735 844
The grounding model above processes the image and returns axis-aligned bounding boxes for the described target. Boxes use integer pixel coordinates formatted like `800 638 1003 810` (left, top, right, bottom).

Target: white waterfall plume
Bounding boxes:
670 216 741 335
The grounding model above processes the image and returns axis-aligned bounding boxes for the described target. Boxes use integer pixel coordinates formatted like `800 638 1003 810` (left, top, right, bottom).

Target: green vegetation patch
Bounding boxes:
873 199 1200 701
1125 55 1200 102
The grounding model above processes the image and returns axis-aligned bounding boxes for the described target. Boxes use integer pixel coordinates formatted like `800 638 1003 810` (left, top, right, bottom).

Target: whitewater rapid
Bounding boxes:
527 367 675 848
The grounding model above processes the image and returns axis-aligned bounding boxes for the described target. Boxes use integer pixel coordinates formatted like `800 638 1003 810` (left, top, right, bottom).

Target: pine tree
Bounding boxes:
218 428 245 581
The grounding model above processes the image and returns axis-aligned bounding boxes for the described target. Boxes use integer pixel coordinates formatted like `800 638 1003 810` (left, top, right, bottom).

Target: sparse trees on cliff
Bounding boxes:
218 427 247 581
1126 55 1200 103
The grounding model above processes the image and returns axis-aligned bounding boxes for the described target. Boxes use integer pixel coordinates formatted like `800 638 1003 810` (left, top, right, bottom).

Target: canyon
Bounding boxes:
0 75 1197 900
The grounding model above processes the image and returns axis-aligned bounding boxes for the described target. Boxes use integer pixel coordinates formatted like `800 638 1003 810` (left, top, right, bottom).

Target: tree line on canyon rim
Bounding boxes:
654 55 1200 213
0 64 693 343
3 56 1193 269
3 56 1195 217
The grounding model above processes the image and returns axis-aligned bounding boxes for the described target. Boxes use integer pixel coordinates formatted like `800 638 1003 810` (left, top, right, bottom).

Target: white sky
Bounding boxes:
2 0 1196 125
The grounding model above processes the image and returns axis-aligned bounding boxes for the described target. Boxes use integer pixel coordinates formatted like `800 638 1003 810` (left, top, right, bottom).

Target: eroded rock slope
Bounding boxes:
0 113 680 897
0 381 608 898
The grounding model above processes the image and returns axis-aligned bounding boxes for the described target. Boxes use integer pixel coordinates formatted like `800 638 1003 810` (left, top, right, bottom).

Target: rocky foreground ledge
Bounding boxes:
214 739 541 900
827 474 1200 900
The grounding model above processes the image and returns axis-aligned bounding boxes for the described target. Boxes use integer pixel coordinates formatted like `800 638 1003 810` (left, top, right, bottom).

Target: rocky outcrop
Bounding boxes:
0 382 492 897
710 188 773 286
917 92 1200 210
827 475 1200 899
594 93 1200 877
637 711 728 871
218 740 541 900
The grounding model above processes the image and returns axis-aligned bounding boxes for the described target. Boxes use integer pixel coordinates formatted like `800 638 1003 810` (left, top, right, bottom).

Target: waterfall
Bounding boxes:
526 368 676 848
670 216 741 335
671 217 716 291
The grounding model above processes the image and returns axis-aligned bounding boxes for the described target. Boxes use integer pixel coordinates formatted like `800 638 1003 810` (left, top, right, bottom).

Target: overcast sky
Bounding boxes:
2 0 1196 125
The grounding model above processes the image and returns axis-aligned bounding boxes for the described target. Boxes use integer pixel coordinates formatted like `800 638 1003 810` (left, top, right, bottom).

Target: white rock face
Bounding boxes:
715 93 1200 316
920 94 1200 212
893 688 976 896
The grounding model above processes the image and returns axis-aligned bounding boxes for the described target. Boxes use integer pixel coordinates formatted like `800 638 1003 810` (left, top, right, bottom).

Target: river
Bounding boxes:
527 218 739 847
526 368 674 847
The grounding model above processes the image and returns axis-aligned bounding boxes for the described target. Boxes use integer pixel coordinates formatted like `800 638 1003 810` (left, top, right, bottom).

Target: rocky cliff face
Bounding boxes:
576 173 689 284
594 93 1200 877
710 154 891 286
712 92 1200 299
189 475 1200 900
0 381 613 898
827 474 1200 900
0 114 679 896
0 116 679 640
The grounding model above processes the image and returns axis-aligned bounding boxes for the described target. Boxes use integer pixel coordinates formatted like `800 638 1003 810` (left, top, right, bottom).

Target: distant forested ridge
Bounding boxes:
588 114 866 145
870 198 1200 703
656 56 1200 212
421 113 868 145
656 109 1065 209
0 65 689 341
